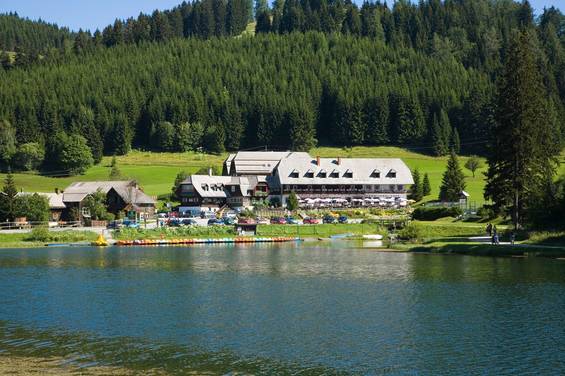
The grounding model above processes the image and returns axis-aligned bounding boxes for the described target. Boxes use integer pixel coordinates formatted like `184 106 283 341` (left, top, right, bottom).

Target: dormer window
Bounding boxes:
305 170 314 178
330 170 339 178
289 170 299 178
343 170 353 178
387 169 397 178
202 184 209 191
318 169 327 178
371 170 381 178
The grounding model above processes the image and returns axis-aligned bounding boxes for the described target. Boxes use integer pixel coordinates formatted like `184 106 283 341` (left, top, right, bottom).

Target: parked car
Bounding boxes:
338 215 348 224
222 217 235 225
238 217 256 224
223 211 238 219
168 218 182 227
181 218 197 226
122 220 139 228
200 211 217 219
270 217 286 225
303 217 320 225
107 220 122 229
208 218 224 226
285 217 299 225
323 215 336 224
256 217 270 225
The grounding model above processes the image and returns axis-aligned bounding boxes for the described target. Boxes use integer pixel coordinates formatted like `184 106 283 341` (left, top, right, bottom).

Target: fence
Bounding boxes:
0 221 82 230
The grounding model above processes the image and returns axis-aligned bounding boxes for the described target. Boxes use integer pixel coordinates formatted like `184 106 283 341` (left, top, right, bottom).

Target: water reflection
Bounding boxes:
0 245 564 374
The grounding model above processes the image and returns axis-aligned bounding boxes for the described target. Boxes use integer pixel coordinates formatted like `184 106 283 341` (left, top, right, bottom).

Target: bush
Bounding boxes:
397 223 422 242
25 227 51 242
477 206 496 220
412 206 462 221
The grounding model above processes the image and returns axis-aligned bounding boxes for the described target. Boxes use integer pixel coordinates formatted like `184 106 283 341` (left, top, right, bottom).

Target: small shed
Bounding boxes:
235 223 257 236
459 191 470 207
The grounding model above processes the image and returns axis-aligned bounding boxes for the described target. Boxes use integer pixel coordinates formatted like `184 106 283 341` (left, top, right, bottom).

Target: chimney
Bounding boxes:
337 157 341 165
208 167 213 176
316 156 321 166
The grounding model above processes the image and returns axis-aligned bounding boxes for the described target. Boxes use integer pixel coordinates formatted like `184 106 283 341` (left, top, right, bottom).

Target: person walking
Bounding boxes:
486 223 492 237
493 226 499 245
510 231 515 245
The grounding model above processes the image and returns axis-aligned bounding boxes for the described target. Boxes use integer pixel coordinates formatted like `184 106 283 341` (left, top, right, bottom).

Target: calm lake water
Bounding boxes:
0 243 564 375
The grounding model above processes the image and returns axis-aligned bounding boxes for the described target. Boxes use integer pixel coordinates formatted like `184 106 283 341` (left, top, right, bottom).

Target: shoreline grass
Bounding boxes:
0 231 98 248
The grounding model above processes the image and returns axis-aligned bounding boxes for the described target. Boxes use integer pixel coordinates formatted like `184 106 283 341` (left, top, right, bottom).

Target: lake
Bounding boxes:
0 243 564 375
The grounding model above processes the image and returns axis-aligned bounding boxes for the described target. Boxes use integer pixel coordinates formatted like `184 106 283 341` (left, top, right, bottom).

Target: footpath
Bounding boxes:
468 236 565 250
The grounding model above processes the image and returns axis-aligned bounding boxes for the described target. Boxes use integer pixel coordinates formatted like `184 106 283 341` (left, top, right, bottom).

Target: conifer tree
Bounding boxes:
431 114 447 156
109 156 122 179
439 151 466 202
485 29 559 229
422 173 431 196
410 168 423 201
0 171 18 221
450 127 461 154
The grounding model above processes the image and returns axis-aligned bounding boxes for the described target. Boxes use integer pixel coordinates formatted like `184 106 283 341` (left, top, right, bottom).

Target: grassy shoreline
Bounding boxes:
0 230 98 248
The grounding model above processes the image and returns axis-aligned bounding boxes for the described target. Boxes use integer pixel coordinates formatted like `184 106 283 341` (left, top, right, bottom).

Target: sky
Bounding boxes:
0 0 563 32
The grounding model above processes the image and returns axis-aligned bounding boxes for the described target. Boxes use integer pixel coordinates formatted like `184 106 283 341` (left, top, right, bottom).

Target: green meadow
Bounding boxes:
1 147 563 207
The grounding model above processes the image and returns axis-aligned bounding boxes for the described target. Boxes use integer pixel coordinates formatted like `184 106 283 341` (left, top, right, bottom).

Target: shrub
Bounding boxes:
477 206 496 220
412 206 462 221
25 227 51 242
397 223 422 242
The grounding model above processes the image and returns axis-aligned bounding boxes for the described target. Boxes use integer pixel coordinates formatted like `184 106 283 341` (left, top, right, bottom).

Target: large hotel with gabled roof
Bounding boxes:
178 151 413 214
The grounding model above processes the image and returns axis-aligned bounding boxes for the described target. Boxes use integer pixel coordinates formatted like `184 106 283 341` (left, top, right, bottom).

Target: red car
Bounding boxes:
303 217 320 225
270 217 286 225
238 217 256 224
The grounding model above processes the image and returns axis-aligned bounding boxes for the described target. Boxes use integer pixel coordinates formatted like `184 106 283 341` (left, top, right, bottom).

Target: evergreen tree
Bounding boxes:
485 29 560 229
109 158 123 179
287 191 299 211
431 114 447 156
410 168 424 201
439 151 466 202
256 10 271 33
422 173 431 196
450 127 461 154
0 172 18 221
0 120 16 168
172 171 189 201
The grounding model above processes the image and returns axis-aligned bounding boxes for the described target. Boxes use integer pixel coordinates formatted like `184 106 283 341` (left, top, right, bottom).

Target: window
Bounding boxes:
318 170 327 178
371 170 381 178
290 170 299 178
330 171 339 178
387 169 397 178
231 186 236 193
343 170 353 178
305 170 314 178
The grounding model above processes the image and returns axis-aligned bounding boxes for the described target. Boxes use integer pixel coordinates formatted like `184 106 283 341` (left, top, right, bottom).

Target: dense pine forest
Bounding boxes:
0 0 564 174
0 13 73 53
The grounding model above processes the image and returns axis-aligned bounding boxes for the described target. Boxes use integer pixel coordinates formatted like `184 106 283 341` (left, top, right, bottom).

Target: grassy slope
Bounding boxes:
1 146 563 204
0 151 226 199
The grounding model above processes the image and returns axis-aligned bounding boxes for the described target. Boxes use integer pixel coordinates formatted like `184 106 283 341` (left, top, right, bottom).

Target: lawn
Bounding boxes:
0 150 226 199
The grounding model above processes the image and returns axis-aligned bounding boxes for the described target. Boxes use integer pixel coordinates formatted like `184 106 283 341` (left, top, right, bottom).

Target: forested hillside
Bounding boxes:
0 0 563 175
0 13 73 54
0 33 489 160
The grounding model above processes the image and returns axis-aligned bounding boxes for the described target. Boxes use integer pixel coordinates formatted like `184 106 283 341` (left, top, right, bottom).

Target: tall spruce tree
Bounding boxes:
422 173 431 196
439 151 466 202
485 29 559 229
410 168 423 201
0 171 18 221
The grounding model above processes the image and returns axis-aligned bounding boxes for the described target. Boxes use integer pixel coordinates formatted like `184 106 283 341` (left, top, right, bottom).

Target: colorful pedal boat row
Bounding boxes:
116 237 301 246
